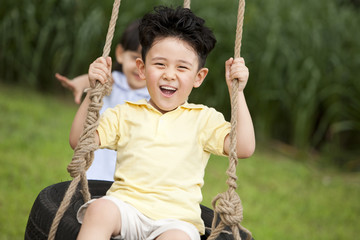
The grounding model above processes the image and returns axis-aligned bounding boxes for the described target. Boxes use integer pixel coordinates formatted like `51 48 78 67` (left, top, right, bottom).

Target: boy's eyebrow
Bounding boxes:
178 59 193 66
151 57 166 62
151 57 193 66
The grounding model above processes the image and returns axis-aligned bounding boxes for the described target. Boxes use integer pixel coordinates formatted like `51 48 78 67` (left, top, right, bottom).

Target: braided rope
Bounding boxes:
184 0 191 8
47 1 121 239
208 1 252 240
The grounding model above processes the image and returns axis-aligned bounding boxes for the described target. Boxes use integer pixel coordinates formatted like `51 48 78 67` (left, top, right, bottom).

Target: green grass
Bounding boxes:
0 84 359 239
0 84 74 239
203 153 360 239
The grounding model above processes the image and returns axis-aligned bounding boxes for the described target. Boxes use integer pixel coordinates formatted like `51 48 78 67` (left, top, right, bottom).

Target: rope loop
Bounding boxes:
213 191 244 227
209 191 252 240
67 158 87 178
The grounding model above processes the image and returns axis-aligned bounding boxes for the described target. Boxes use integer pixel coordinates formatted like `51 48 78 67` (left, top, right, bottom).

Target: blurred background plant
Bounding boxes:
1 0 359 169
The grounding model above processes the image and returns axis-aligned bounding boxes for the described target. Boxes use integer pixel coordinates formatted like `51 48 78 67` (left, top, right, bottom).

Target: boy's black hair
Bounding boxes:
139 6 216 69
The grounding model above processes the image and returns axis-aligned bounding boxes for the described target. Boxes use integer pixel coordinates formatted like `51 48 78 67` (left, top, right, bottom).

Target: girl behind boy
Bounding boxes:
56 20 150 181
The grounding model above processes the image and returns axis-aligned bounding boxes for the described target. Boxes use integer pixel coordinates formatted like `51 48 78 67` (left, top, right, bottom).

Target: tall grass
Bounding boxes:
241 0 360 154
1 0 359 165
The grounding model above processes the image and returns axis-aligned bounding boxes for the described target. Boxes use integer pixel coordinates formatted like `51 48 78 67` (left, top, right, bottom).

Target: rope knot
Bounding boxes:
67 157 87 178
213 191 243 227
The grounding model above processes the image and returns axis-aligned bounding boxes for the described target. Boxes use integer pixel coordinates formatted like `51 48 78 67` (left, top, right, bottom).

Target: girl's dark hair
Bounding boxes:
114 19 141 71
120 19 141 51
139 6 216 69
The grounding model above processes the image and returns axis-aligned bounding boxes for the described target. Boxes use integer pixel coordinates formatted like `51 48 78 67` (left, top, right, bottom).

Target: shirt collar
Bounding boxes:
126 99 205 112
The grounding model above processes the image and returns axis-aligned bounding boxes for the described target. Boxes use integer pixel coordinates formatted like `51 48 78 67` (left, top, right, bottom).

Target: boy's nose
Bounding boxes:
163 68 176 80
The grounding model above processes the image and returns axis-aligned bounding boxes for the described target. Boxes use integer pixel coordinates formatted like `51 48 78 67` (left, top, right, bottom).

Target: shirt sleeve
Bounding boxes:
97 106 121 150
200 108 231 156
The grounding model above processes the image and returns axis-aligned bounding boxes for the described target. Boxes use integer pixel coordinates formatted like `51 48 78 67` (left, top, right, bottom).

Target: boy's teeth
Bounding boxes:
161 86 176 90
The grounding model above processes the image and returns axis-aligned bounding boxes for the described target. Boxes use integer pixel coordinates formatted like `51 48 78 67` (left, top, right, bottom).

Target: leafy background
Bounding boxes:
2 0 359 167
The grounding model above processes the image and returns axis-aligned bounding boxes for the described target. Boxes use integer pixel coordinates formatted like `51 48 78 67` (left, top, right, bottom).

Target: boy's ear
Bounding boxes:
193 68 209 88
115 44 124 64
136 58 146 80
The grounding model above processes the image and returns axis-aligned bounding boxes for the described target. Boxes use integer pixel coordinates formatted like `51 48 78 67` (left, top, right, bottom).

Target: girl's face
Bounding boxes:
116 45 146 89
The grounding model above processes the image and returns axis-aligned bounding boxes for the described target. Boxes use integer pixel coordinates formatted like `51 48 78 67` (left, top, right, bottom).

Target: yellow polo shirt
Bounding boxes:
97 99 231 234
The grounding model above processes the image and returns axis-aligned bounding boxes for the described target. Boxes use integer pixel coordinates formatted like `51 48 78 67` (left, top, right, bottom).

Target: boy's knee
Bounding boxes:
156 229 192 240
84 199 121 234
86 199 117 216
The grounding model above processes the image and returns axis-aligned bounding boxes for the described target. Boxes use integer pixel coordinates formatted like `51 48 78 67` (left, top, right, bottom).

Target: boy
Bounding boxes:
70 6 255 240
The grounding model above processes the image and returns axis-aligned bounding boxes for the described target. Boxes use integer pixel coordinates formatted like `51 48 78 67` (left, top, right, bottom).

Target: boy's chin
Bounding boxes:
154 103 177 114
149 99 186 114
157 106 175 114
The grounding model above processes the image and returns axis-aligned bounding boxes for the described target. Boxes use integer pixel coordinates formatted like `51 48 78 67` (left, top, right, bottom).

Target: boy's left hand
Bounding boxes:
225 57 249 92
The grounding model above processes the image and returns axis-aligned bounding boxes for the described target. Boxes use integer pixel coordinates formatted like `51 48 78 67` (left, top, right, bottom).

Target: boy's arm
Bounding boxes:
223 57 255 158
69 57 112 149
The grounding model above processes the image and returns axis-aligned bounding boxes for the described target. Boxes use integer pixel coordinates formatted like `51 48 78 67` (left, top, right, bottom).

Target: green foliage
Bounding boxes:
0 0 117 90
1 0 359 165
0 84 359 239
241 0 360 154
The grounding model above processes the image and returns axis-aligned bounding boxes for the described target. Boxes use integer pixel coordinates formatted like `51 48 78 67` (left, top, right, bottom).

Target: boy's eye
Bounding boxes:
178 66 188 70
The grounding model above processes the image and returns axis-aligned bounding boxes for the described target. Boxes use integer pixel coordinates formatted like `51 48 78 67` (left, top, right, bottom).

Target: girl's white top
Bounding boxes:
86 71 150 181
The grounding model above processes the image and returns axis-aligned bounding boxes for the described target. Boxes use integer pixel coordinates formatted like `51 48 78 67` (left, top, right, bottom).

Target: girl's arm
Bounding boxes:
69 57 112 149
223 57 255 158
69 93 99 149
55 73 89 104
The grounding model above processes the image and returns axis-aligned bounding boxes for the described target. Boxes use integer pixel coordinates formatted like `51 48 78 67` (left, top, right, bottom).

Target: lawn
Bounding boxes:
0 83 359 239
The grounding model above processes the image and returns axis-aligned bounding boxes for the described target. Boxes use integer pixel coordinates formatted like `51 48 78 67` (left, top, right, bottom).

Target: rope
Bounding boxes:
47 1 121 239
207 1 252 240
184 0 191 8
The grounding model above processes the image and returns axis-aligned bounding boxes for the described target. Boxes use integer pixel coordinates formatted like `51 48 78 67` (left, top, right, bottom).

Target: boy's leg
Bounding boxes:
148 219 200 240
77 199 121 240
155 229 191 240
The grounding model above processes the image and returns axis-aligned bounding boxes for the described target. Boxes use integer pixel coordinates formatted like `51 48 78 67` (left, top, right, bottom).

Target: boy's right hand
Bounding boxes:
88 57 112 88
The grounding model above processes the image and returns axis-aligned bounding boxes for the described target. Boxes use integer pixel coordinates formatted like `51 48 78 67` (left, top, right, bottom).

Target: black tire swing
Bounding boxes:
25 181 251 240
25 0 253 239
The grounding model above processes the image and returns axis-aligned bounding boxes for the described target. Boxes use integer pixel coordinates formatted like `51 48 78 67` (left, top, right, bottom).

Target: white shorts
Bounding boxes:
77 196 200 240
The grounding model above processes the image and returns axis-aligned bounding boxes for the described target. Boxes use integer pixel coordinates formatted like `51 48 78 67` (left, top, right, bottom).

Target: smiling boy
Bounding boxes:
70 6 255 240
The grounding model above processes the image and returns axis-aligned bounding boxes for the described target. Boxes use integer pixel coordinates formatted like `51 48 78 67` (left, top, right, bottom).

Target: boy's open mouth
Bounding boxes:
160 85 177 96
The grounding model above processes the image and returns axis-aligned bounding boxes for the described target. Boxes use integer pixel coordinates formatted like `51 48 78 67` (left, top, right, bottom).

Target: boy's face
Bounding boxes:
136 37 208 114
116 45 146 89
